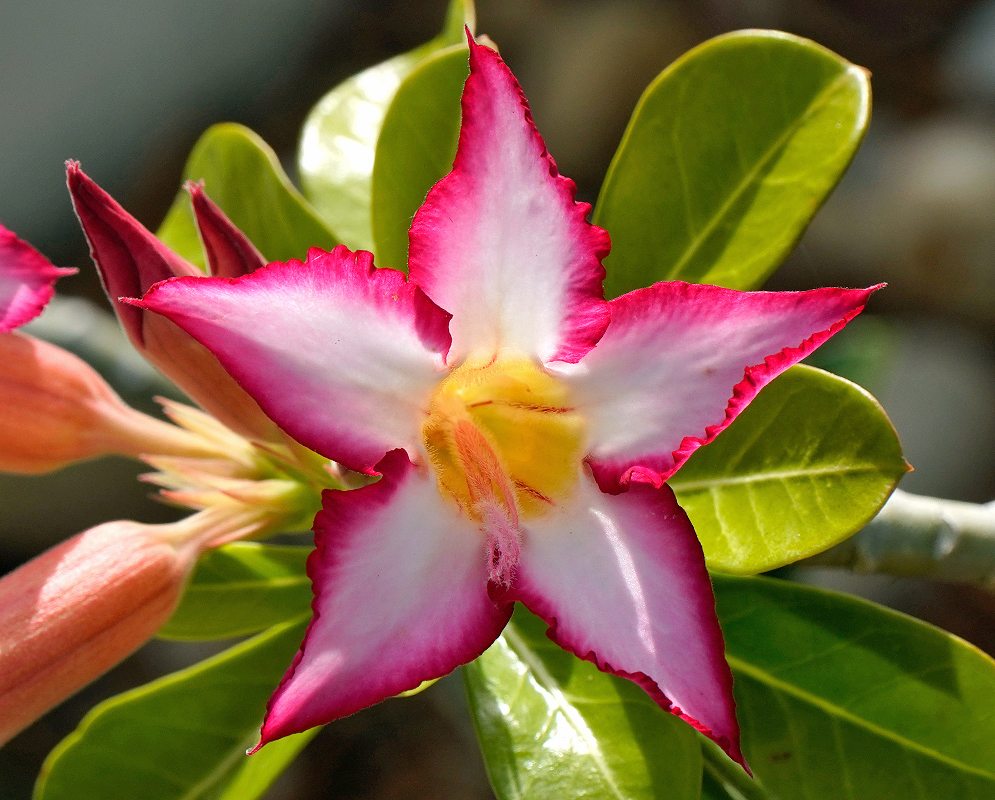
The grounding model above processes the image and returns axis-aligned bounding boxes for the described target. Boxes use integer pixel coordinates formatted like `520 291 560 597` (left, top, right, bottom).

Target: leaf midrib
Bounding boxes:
727 654 995 782
190 576 309 592
670 463 886 493
666 67 861 279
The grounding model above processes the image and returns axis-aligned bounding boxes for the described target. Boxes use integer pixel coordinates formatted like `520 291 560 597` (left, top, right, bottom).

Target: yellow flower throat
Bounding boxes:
421 357 585 584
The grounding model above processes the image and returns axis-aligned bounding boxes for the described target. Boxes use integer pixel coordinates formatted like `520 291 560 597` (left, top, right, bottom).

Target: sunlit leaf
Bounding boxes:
595 30 870 296
35 617 311 800
297 0 473 252
465 605 702 800
158 123 338 269
158 543 312 641
715 574 995 798
670 365 908 574
371 44 468 271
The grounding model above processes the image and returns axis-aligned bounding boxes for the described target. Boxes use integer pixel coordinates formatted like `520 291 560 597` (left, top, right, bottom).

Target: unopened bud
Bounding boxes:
188 182 267 279
66 162 282 442
0 332 229 473
0 509 266 745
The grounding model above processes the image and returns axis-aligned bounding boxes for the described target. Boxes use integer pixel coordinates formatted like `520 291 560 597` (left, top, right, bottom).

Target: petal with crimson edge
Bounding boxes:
0 224 75 332
408 36 609 366
562 282 880 491
136 247 452 474
257 449 512 746
503 470 745 768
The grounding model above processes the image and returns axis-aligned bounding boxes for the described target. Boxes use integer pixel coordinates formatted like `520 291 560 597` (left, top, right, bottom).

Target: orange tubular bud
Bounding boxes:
0 332 227 473
0 508 265 745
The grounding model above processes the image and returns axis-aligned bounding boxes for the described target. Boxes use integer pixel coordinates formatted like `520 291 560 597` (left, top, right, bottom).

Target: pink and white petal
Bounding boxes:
188 183 267 279
504 471 745 768
0 225 75 332
565 282 880 491
257 449 512 746
136 246 452 474
408 36 610 365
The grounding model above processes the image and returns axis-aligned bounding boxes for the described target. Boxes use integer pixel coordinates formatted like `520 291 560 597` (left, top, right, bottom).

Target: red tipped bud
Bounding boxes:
66 163 281 442
188 182 267 278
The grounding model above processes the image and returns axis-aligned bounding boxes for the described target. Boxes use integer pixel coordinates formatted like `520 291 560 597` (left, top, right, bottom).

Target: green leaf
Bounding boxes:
370 44 469 272
35 616 312 800
158 123 339 269
465 605 702 800
701 737 770 800
714 574 995 798
594 30 870 296
213 728 320 800
297 0 473 252
158 543 312 641
669 365 908 575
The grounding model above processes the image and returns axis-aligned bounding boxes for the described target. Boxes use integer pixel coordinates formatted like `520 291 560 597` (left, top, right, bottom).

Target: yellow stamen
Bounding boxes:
422 357 585 582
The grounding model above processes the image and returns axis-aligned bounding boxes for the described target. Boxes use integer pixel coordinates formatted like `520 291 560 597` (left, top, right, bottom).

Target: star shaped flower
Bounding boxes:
136 37 877 768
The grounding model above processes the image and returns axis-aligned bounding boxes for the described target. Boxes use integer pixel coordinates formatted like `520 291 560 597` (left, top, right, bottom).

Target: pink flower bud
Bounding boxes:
187 182 267 279
66 162 281 442
0 332 228 473
0 509 264 745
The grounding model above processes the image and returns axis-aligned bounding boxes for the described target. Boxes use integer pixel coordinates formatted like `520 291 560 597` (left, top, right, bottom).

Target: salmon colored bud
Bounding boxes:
0 332 229 473
66 162 281 442
187 182 267 279
0 509 265 745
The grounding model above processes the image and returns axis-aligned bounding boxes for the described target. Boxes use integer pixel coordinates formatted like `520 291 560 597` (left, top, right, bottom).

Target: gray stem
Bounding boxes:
800 489 995 588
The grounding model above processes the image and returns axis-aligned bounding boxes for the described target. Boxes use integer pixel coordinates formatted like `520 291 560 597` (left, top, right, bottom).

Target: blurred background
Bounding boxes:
3 0 995 796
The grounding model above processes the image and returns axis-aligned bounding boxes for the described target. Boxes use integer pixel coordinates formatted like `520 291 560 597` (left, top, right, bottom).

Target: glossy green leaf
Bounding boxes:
35 616 311 800
158 543 312 641
594 30 870 296
370 44 469 272
701 737 770 800
714 574 995 798
158 123 338 269
669 365 908 575
465 605 702 800
213 727 320 800
298 0 473 252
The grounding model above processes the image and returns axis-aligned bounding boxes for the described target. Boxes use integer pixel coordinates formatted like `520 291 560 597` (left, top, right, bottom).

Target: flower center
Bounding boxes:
421 357 585 585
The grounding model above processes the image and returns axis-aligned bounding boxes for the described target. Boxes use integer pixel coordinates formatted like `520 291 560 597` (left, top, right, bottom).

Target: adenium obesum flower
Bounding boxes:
132 37 879 768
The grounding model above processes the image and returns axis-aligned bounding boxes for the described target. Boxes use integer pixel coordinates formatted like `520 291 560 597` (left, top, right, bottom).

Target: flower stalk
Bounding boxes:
800 489 995 589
